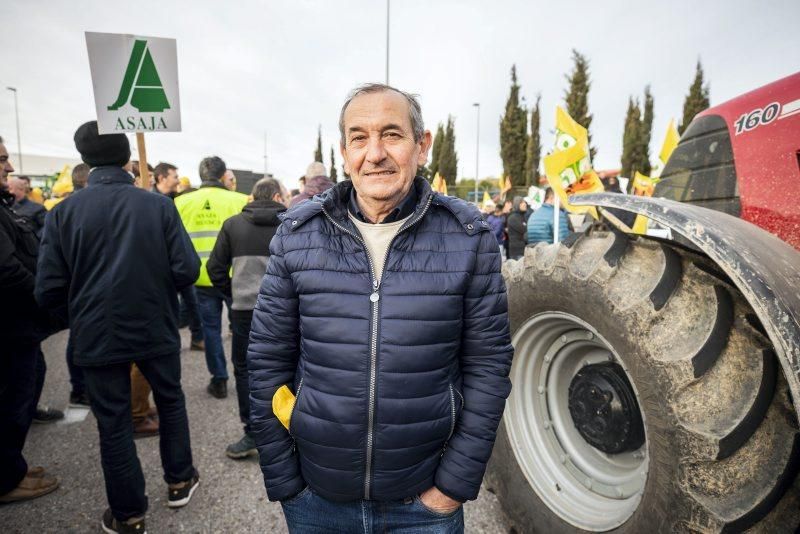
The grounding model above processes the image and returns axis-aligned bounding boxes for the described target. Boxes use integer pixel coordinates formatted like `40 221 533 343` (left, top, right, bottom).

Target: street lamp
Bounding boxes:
6 87 22 173
385 0 391 84
473 102 480 206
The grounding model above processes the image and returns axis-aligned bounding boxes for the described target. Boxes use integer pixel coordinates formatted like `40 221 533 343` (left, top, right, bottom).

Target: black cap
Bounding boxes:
73 121 131 168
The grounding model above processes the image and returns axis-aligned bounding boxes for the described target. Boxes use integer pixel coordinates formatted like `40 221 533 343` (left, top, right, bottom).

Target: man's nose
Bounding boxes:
365 136 387 164
6 162 14 174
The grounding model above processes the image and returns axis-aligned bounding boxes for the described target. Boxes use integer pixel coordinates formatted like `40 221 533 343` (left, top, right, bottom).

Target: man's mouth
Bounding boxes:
364 170 396 177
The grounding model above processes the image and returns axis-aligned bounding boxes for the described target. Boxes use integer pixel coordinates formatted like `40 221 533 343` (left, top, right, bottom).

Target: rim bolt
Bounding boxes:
560 454 568 464
615 487 624 498
544 355 551 363
560 335 567 343
585 478 593 489
586 332 594 339
537 386 545 394
543 421 551 429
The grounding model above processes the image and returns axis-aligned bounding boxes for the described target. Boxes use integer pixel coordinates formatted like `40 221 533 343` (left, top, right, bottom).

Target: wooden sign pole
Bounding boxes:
136 132 149 190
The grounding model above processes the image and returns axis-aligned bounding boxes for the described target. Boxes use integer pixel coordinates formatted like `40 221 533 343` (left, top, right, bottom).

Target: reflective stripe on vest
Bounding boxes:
176 187 248 286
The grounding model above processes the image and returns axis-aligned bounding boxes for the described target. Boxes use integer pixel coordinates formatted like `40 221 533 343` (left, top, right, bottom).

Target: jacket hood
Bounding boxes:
241 199 286 226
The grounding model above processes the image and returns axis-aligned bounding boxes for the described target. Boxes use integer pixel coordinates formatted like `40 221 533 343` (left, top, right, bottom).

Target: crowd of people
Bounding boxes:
1 83 517 533
0 123 343 531
482 186 571 261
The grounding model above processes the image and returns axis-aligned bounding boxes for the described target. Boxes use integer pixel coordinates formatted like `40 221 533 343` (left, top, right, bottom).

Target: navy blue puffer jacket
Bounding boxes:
247 177 513 504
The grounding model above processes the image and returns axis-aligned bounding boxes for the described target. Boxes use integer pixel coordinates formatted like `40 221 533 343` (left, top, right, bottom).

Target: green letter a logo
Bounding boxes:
108 40 170 113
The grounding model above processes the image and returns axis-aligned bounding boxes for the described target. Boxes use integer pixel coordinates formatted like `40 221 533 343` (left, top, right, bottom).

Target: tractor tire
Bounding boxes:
486 231 800 533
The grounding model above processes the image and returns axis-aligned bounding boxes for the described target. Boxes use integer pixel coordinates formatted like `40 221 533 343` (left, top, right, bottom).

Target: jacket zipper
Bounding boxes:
447 383 456 442
289 377 304 452
321 194 433 499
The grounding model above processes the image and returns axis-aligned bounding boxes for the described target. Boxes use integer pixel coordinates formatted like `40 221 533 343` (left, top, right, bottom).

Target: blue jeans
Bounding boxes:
281 486 464 533
196 286 231 380
82 352 195 520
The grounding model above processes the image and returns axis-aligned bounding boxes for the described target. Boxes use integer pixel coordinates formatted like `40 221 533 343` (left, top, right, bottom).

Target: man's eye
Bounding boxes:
384 132 401 139
350 136 366 143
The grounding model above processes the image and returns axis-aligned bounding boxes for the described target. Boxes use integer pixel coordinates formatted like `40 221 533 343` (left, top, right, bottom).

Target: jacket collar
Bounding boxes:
88 166 135 186
199 181 228 190
282 176 487 236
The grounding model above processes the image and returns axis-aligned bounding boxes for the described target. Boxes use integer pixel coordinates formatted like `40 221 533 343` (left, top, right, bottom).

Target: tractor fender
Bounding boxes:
571 193 800 415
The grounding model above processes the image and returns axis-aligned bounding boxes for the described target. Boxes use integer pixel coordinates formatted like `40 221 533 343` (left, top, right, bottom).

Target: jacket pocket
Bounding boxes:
272 378 304 433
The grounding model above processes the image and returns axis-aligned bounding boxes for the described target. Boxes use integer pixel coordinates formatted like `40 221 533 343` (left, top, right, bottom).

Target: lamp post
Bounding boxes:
473 102 480 206
385 0 391 84
6 87 22 173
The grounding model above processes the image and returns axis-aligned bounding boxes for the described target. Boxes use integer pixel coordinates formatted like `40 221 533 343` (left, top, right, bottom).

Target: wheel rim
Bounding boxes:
505 312 649 531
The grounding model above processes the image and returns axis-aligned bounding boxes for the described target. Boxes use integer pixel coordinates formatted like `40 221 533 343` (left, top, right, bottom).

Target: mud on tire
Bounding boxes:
485 231 800 533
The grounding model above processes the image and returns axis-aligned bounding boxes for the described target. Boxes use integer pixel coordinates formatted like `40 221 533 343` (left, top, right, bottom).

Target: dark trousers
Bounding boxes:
33 347 46 410
179 285 203 343
230 309 253 434
0 340 38 494
66 335 86 395
82 352 195 520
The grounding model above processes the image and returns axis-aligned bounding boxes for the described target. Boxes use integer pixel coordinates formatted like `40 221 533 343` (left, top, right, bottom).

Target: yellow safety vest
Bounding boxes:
175 186 248 286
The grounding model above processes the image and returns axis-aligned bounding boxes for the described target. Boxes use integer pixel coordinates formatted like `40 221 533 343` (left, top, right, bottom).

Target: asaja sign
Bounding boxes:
85 32 181 134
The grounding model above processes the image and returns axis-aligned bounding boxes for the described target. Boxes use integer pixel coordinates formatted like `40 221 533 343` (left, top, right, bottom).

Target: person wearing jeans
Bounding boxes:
35 123 201 532
207 177 287 458
175 156 248 398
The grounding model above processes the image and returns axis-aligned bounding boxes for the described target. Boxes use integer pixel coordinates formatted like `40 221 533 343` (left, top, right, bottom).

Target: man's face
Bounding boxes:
222 170 237 191
341 90 431 207
0 143 14 190
160 168 179 193
7 177 27 201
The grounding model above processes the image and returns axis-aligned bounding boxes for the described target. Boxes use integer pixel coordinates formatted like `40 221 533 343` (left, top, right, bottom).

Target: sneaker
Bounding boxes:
206 378 228 399
0 471 59 503
168 471 200 508
189 339 205 351
133 416 159 439
69 391 91 407
33 405 64 424
226 433 257 459
101 508 146 534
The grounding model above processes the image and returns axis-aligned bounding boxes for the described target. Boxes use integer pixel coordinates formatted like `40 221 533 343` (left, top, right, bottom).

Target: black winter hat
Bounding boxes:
73 121 131 168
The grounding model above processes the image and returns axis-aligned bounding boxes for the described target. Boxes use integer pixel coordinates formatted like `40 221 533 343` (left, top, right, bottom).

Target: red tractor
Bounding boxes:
487 72 800 532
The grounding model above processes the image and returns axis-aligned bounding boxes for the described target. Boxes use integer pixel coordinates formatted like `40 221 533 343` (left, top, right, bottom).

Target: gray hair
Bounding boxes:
339 83 424 146
251 177 283 201
198 156 226 182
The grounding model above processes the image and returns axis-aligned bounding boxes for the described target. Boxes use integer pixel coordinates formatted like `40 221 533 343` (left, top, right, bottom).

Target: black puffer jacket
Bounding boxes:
0 190 55 342
247 177 514 504
35 166 199 366
207 199 286 311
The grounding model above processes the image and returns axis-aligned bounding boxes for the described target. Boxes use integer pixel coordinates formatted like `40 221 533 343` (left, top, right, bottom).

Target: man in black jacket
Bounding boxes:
505 196 529 260
207 177 286 460
0 136 60 504
35 122 201 533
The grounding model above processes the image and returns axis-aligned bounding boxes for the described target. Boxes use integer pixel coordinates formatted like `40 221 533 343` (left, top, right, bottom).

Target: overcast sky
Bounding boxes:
1 0 798 189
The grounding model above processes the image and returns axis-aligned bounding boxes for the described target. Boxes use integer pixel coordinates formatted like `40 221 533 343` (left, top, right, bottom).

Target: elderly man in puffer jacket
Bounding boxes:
248 84 514 533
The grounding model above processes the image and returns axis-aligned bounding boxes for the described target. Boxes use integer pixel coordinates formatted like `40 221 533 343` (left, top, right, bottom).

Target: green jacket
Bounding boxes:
175 183 248 286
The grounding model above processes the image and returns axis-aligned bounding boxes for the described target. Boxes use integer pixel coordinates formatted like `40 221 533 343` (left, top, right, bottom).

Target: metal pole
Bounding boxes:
553 194 560 244
264 132 268 178
473 103 480 206
385 0 390 84
7 87 22 173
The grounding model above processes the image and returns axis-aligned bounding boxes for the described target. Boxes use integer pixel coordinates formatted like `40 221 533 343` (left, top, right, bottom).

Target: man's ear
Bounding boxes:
416 130 433 166
340 142 351 175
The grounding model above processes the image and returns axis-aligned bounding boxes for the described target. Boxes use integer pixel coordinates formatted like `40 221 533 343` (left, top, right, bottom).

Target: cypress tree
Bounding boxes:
620 97 642 179
438 116 458 185
639 86 654 175
314 126 323 162
564 50 596 160
524 94 542 188
500 65 528 187
429 123 445 178
329 146 338 183
679 61 710 134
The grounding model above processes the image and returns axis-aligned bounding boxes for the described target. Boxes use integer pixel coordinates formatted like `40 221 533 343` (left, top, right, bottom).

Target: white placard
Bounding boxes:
85 32 181 134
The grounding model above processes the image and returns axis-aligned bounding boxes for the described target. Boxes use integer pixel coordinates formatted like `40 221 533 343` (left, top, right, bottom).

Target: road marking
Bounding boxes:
60 406 90 424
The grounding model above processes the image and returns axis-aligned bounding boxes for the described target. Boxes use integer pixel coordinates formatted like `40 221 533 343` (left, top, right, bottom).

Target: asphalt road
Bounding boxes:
0 327 511 533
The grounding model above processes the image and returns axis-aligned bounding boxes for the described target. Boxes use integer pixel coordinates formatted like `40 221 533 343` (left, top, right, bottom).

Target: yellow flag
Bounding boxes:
481 190 493 210
499 174 512 196
542 106 603 217
431 172 448 195
658 119 680 167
